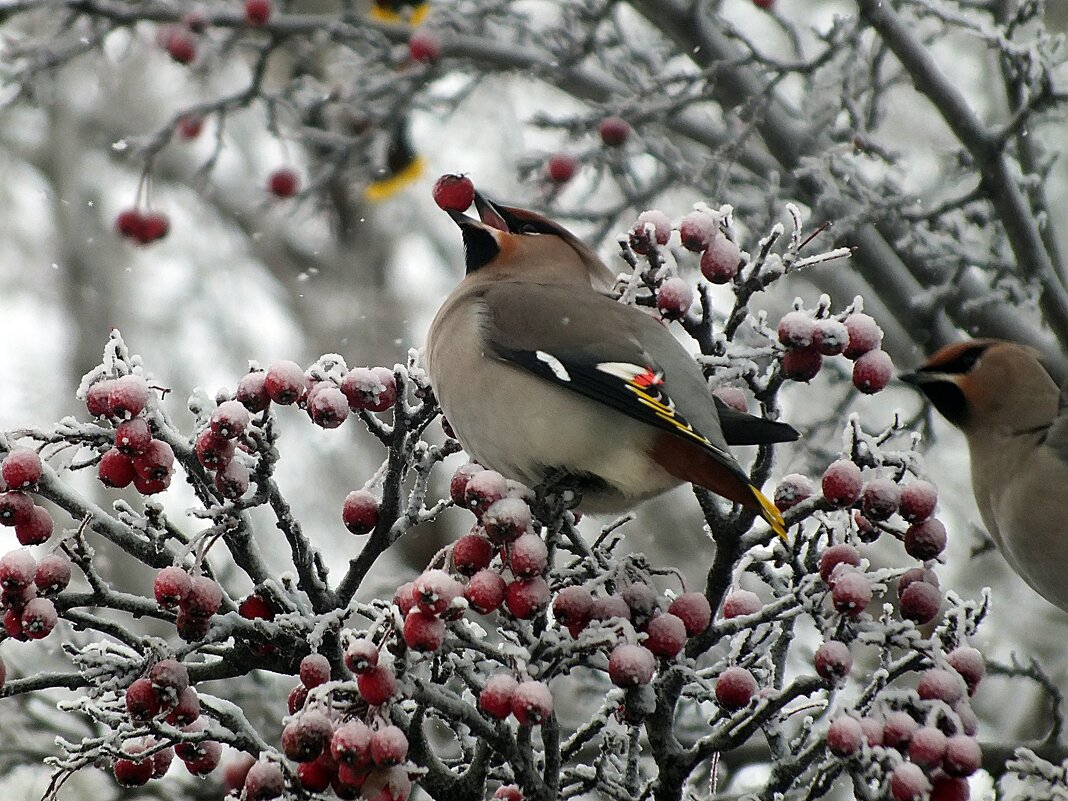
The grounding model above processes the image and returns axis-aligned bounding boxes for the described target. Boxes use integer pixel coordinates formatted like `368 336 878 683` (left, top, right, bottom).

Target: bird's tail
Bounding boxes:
750 486 788 541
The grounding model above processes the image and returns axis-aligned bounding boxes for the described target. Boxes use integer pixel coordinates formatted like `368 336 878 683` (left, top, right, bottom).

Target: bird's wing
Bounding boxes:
713 397 801 446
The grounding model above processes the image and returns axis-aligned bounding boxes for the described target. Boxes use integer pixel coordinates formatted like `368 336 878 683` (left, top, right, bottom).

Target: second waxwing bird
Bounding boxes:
424 192 799 539
902 339 1068 613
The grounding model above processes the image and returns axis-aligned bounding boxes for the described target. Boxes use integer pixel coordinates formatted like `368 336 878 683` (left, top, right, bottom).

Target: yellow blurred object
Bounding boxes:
370 1 429 25
365 156 425 202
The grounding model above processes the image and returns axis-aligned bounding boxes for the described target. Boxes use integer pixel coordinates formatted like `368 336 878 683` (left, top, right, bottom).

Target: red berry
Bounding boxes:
264 360 306 405
244 760 284 800
667 592 712 636
0 491 33 525
754 0 775 8
408 29 440 62
629 210 671 253
831 571 871 617
679 210 717 252
505 576 550 619
814 640 852 682
288 684 308 714
307 382 350 428
853 349 893 393
182 575 223 617
510 680 553 726
644 613 687 658
393 582 419 615
508 532 548 578
917 668 966 705
22 597 57 638
464 470 509 519
821 460 863 507
132 439 174 483
900 579 941 624
495 786 523 801
432 174 475 212
656 277 693 320
890 763 931 801
722 589 762 619
238 593 274 621
861 478 900 521
177 114 204 140
282 709 334 762
414 569 462 616
598 116 631 147
215 458 250 499
546 153 577 183
590 594 632 623
297 754 334 793
483 497 531 543
900 480 938 523
268 167 300 198
15 504 53 546
331 720 372 765
403 609 446 651
175 609 212 641
370 725 408 767
223 755 257 792
712 386 747 412
908 726 948 766
715 666 757 710
608 643 656 687
826 716 864 756
114 741 154 787
236 371 271 413
2 449 42 489
35 554 71 595
813 319 849 355
115 416 152 456
777 311 817 349
452 534 493 576
479 673 518 719
449 463 482 505
700 236 741 283
341 367 396 412
899 566 939 595
115 209 145 239
210 400 251 439
843 313 882 359
551 585 594 633
150 658 189 700
342 490 379 535
774 473 815 512
98 449 135 488
942 735 981 777
461 569 504 615
166 686 201 725
341 639 378 676
300 653 332 689
137 212 170 244
818 544 861 584
358 665 397 706
0 549 35 590
905 518 948 561
621 582 660 623
3 608 25 640
195 429 234 470
154 566 192 608
947 647 985 695
243 0 272 27
931 776 970 801
126 677 161 721
164 27 197 64
782 347 822 381
883 712 917 749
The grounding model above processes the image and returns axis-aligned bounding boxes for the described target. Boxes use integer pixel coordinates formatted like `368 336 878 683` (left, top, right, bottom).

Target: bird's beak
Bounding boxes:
473 192 510 232
899 371 922 386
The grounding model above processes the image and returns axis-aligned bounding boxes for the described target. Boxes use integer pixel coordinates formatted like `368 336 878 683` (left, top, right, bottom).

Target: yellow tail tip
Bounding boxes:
751 486 788 542
364 156 425 203
370 3 429 25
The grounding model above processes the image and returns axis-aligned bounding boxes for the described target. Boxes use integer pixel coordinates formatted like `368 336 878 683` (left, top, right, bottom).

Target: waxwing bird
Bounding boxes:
424 191 799 539
902 339 1068 613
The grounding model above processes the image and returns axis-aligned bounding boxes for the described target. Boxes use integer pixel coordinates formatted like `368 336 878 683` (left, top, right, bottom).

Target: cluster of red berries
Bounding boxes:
153 566 224 642
0 449 52 545
775 309 892 392
85 373 176 495
543 115 632 184
824 649 984 801
117 658 215 785
0 549 69 643
114 208 171 245
195 399 253 500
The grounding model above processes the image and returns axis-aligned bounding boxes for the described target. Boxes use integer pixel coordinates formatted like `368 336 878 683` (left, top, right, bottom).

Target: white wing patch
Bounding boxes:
596 362 647 381
536 351 571 382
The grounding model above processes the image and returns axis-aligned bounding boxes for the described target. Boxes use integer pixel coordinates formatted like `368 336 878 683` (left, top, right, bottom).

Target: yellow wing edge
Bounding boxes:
751 486 788 542
364 156 426 203
370 4 430 25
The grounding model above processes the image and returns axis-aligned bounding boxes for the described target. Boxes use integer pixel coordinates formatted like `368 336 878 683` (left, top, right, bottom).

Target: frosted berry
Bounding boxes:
132 439 174 483
656 277 693 319
403 609 446 651
861 478 900 521
821 460 863 507
511 680 553 726
214 458 250 499
236 371 270 413
2 449 42 489
465 471 509 519
700 236 741 283
831 571 871 617
782 347 822 381
774 473 815 512
900 480 938 523
288 684 308 714
644 613 687 658
599 116 630 146
238 593 274 621
361 765 410 801
0 491 32 525
432 174 474 212
136 211 170 244
452 533 493 576
126 677 161 721
505 576 550 619
899 566 939 595
300 653 331 689
342 490 379 535
590 594 631 623
712 386 747 412
859 717 884 747
175 610 212 641
722 589 762 619
450 463 482 505
341 366 396 412
629 210 671 254
358 665 397 706
621 582 659 623
15 505 53 546
826 716 864 756
483 497 531 543
883 711 919 750
114 744 154 787
282 709 334 762
480 673 518 719
495 786 523 801
905 518 948 561
297 755 334 793
3 609 24 640
0 549 35 590
908 726 948 766
947 647 984 695
818 544 861 584
853 349 894 394
508 532 548 577
777 311 817 349
35 554 71 595
715 666 757 710
608 644 656 687
345 639 379 674
900 579 941 624
115 417 152 456
177 114 204 140
931 776 970 801
890 762 931 801
942 735 981 777
195 429 235 470
268 167 300 198
244 761 284 800
393 581 418 615
264 360 305 405
668 592 712 636
546 153 577 183
552 585 594 634
917 668 966 705
331 720 372 765
464 568 506 614
182 575 223 617
167 686 201 725
150 658 189 700
370 725 408 766
843 313 882 359
243 0 272 27
814 319 849 355
210 400 251 440
408 29 440 63
154 566 192 608
814 640 852 681
21 597 57 638
414 569 462 616
109 375 150 418
679 210 718 252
